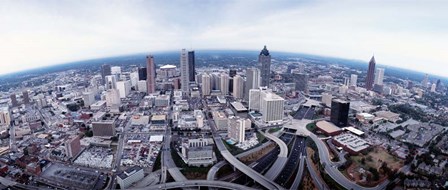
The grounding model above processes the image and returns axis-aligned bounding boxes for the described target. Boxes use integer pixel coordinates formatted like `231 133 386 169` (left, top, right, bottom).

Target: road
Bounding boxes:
136 180 259 190
291 154 306 190
262 131 288 180
161 128 187 182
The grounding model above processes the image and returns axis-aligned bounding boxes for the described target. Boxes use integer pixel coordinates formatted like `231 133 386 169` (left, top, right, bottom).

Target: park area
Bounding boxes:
344 146 403 186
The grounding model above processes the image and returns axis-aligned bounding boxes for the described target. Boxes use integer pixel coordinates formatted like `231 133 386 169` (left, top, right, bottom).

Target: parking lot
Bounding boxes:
39 163 101 190
74 146 114 169
121 134 163 169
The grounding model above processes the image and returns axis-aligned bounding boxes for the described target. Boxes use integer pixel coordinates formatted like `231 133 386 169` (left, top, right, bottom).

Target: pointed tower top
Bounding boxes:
260 45 270 56
369 55 376 64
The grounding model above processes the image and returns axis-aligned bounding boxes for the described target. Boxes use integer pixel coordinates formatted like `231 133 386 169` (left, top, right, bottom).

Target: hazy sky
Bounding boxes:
1 0 447 77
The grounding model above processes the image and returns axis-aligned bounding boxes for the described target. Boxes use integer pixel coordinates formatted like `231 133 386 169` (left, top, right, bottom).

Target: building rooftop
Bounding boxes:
343 126 365 136
316 120 342 134
230 102 247 112
118 166 143 180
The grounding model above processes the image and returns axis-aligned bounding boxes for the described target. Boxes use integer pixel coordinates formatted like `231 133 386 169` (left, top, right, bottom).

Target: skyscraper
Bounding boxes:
101 64 112 85
202 73 211 96
330 99 350 127
22 91 30 105
259 46 271 87
10 94 18 107
366 56 376 91
350 74 358 87
422 74 429 88
244 68 260 100
188 51 196 82
220 73 229 95
229 69 237 77
138 67 147 81
105 75 117 90
260 90 285 123
233 75 244 99
374 68 385 85
294 73 309 93
180 49 190 93
146 55 156 94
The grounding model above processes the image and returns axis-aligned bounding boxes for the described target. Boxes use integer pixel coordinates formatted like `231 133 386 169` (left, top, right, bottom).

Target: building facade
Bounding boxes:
258 46 271 87
146 55 156 94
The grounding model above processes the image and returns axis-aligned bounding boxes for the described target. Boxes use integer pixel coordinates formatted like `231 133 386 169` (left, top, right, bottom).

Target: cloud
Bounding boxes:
0 0 447 77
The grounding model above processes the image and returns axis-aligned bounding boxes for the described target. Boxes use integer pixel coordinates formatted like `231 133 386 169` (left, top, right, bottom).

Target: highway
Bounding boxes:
161 128 187 182
291 154 306 190
262 131 288 180
306 157 329 190
214 136 284 190
136 180 259 190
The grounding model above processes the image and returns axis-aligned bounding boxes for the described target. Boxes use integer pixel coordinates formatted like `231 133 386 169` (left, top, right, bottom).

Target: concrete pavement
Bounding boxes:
262 131 288 180
291 154 306 190
136 180 259 190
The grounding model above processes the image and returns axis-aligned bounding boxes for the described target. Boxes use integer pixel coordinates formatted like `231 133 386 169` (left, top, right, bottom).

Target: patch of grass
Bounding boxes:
152 150 162 171
256 131 267 143
268 127 281 133
306 122 317 133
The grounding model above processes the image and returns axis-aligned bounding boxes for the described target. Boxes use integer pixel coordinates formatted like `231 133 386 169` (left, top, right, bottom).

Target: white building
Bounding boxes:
244 68 260 100
232 75 244 99
137 80 147 93
228 116 250 143
111 66 121 75
116 80 131 98
130 72 139 87
117 166 144 189
249 88 264 111
260 90 285 123
374 68 385 85
321 93 333 107
105 89 121 107
220 73 229 95
0 107 11 125
201 73 211 96
82 91 96 107
431 83 436 92
350 74 358 87
180 49 190 93
105 75 117 90
154 95 170 107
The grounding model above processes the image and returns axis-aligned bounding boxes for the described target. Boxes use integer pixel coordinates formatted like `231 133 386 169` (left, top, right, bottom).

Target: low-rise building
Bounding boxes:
332 133 370 155
117 166 144 189
316 120 342 136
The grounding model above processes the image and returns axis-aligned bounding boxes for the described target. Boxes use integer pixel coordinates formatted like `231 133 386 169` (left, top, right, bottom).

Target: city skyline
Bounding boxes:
1 1 448 77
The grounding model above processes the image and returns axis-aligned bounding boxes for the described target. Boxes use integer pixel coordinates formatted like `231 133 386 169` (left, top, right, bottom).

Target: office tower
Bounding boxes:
101 64 112 85
228 116 249 143
350 74 358 87
233 75 244 99
330 99 350 127
321 93 333 107
220 73 229 95
249 88 261 111
105 89 121 107
188 51 196 82
202 73 211 96
138 67 147 81
344 77 350 86
244 68 260 100
298 63 305 73
422 74 429 88
65 135 81 158
146 55 156 94
180 49 190 93
431 83 437 92
294 73 309 93
105 75 117 90
137 81 147 93
92 121 116 137
229 78 234 94
0 107 11 125
229 69 237 77
82 91 96 107
366 56 376 90
22 91 30 105
111 66 121 75
10 94 18 107
260 90 284 123
374 68 385 85
117 80 131 98
211 73 220 91
130 72 139 87
258 45 271 87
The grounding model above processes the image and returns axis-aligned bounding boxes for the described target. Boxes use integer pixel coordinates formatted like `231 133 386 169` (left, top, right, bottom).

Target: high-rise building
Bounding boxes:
258 45 271 87
298 63 305 73
65 135 81 158
138 67 147 81
180 49 190 93
330 99 350 127
233 75 244 99
10 94 18 107
0 107 11 125
249 88 262 111
366 56 376 90
436 79 441 91
244 68 260 100
220 73 229 95
350 74 358 87
105 89 121 107
431 83 437 92
422 74 429 88
82 91 96 107
260 90 284 123
229 69 237 77
92 120 116 137
228 116 250 143
321 93 333 107
211 73 220 91
146 55 156 94
294 73 309 93
130 72 139 87
202 73 211 96
101 64 112 85
105 75 117 90
188 51 196 82
137 80 147 93
111 66 121 75
374 68 385 85
117 80 131 98
22 91 30 105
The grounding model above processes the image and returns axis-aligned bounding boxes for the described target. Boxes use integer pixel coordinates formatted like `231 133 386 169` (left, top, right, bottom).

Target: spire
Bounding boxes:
260 45 270 56
369 55 376 65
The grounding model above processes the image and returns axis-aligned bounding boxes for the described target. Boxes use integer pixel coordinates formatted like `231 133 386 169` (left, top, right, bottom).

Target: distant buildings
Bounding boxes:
101 64 112 85
117 80 131 98
188 51 196 82
117 166 144 189
374 68 385 85
293 73 309 93
146 55 156 94
111 66 121 75
244 68 260 100
350 74 358 87
330 99 350 127
220 73 229 95
232 75 244 99
258 45 271 87
366 56 376 91
22 91 30 105
10 94 18 107
422 74 429 88
201 73 211 96
180 49 190 93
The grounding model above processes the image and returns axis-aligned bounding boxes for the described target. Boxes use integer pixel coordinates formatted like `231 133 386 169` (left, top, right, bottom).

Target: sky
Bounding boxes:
0 0 447 77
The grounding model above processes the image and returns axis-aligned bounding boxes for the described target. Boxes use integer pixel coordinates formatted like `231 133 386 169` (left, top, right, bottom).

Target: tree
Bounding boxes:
369 167 380 181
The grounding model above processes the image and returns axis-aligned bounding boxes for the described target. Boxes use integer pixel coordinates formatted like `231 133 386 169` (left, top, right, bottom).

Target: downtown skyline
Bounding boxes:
0 1 447 77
